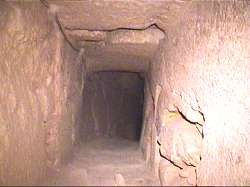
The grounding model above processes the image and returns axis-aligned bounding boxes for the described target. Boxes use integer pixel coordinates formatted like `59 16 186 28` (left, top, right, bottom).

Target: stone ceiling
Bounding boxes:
44 0 187 72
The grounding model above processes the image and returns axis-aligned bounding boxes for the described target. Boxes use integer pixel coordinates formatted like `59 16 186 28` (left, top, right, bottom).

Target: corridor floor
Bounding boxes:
42 137 160 186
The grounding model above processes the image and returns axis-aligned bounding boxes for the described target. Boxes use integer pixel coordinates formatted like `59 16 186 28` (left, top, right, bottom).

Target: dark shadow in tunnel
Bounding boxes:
80 71 145 142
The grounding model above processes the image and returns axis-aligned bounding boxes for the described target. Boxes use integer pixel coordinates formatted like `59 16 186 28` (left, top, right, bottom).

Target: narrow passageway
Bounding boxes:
43 137 160 186
80 72 144 142
42 71 152 186
1 1 250 186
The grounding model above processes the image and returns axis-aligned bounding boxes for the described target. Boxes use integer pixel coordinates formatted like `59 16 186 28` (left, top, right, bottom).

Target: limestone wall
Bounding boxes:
1 1 250 186
0 1 85 185
146 1 250 185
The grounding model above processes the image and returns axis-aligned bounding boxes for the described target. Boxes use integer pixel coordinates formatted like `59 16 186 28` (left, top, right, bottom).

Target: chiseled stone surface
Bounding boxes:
149 1 250 185
0 0 250 186
64 27 164 73
0 1 85 185
46 0 174 30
